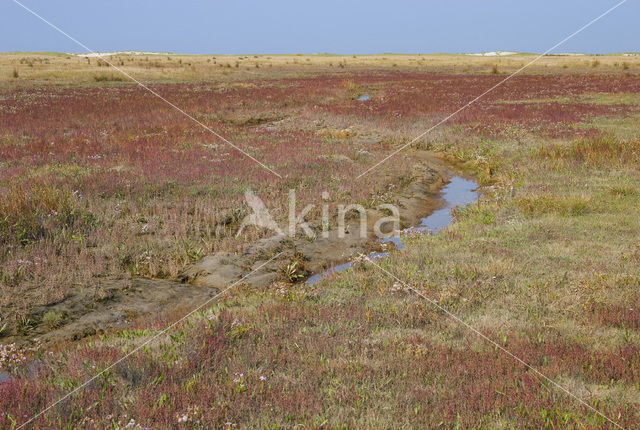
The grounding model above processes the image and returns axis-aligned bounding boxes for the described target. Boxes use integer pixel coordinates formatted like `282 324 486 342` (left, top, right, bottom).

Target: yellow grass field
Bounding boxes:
1 52 639 85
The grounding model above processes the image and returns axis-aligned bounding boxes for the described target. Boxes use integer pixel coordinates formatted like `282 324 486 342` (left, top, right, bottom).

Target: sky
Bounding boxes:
1 0 637 54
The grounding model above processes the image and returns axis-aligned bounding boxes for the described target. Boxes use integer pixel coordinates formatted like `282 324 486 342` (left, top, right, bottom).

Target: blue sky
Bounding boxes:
1 0 637 54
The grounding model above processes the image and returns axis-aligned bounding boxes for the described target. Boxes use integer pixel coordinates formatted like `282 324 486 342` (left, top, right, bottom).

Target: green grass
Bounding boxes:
583 113 640 139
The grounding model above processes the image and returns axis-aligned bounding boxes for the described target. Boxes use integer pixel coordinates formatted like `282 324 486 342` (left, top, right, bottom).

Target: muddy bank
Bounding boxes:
3 153 451 346
181 153 449 288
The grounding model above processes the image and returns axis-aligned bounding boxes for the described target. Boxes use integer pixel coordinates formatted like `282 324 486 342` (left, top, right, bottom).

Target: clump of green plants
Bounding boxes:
278 253 309 282
16 316 35 335
341 79 370 100
538 134 640 168
0 184 95 246
283 261 304 282
607 185 638 197
41 310 64 330
516 195 591 217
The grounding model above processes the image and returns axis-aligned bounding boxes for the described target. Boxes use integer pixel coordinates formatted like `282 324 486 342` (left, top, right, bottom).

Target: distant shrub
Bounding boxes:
11 68 18 78
491 64 499 74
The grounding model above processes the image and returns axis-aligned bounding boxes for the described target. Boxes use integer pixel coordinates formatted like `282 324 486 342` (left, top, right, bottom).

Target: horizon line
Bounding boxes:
2 50 640 56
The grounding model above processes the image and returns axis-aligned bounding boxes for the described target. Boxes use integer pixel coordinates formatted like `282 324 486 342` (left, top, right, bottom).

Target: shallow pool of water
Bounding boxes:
305 176 477 285
357 94 370 101
403 176 477 241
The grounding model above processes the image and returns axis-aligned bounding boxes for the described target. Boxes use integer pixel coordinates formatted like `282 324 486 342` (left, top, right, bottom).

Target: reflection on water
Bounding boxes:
357 94 370 101
396 176 478 248
305 176 477 285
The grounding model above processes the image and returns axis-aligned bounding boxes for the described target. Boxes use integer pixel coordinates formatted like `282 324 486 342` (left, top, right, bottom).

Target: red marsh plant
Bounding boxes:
1 285 638 428
0 79 411 313
0 71 639 314
318 73 640 137
1 71 639 322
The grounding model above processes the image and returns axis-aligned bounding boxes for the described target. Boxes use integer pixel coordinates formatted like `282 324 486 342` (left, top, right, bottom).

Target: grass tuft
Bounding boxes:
537 134 640 168
516 195 591 217
41 310 64 330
